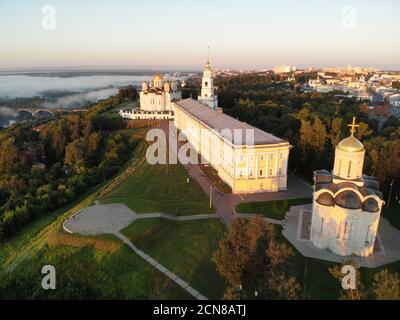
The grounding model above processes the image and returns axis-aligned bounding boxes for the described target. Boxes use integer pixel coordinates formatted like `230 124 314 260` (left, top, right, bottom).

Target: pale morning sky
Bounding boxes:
0 0 399 70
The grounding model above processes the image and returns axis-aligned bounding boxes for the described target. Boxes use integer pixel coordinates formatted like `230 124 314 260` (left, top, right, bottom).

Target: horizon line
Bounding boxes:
1 65 400 73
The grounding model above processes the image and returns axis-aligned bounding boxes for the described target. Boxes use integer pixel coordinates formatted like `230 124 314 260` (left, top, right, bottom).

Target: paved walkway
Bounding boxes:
63 203 217 299
235 213 283 225
186 162 312 226
282 204 400 268
135 212 219 221
114 233 207 300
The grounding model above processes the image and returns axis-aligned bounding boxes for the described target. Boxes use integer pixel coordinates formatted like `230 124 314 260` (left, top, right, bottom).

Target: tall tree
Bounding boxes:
65 138 86 173
0 137 17 174
330 117 343 147
373 269 400 300
213 217 301 300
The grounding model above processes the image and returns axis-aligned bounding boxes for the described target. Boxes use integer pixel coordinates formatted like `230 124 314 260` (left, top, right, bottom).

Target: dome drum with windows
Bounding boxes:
333 117 365 181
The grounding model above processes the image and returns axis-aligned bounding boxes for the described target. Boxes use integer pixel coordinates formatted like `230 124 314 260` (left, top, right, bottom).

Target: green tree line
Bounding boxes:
0 87 138 241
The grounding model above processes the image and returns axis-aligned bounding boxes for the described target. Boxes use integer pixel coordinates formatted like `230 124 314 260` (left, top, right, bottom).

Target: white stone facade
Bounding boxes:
139 74 181 112
198 59 218 109
310 121 385 257
173 99 291 193
311 184 382 257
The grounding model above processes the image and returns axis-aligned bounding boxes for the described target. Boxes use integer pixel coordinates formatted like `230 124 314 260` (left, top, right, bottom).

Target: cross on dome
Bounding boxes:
348 117 360 136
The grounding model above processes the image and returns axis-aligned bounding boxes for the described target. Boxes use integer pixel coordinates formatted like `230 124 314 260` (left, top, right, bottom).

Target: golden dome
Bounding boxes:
154 73 163 80
338 136 364 152
164 81 171 92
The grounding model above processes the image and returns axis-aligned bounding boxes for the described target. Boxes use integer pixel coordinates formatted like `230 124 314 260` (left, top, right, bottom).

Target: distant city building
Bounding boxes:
310 118 384 257
376 86 398 99
360 104 391 128
323 66 379 75
388 93 400 107
273 65 297 74
307 72 373 101
360 103 391 118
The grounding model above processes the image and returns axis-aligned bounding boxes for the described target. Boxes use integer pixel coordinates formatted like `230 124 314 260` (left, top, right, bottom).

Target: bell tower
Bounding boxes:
198 47 218 109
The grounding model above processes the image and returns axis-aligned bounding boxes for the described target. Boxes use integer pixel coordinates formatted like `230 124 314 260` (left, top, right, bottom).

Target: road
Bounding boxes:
159 120 312 226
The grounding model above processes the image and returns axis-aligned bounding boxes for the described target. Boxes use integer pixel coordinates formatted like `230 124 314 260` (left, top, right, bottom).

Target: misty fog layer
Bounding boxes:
0 73 155 110
0 74 151 99
42 87 120 109
0 73 186 124
0 106 18 127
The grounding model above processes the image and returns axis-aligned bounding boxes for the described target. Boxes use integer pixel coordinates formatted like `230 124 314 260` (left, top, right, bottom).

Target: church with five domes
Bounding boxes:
120 53 292 194
139 73 182 113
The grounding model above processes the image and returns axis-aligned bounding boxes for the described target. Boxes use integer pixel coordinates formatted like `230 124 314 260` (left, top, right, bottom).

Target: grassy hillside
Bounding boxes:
0 124 218 299
122 218 226 299
235 198 312 220
102 154 213 216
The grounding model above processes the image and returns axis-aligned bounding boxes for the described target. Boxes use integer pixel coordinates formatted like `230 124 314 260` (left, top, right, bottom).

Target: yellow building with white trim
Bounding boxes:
172 98 292 194
121 57 292 194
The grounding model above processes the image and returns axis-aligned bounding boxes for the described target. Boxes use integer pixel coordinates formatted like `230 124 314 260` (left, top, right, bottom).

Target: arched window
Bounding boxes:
347 161 352 177
205 81 208 87
337 221 342 238
204 94 208 98
338 160 342 175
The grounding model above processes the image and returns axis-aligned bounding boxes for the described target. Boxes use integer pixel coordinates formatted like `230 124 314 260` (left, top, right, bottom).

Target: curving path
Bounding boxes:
63 203 216 300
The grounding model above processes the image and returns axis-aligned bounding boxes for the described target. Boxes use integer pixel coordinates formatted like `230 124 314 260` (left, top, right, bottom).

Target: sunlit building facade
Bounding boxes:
310 118 385 257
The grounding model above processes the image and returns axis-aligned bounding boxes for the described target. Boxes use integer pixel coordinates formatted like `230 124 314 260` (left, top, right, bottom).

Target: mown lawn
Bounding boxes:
0 239 192 300
102 160 213 216
235 198 312 220
121 218 226 299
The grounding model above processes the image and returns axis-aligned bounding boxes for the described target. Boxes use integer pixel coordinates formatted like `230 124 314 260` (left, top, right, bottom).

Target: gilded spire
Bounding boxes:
205 46 211 71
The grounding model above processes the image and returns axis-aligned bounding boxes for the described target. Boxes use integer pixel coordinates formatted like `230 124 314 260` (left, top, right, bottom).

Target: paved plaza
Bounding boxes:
282 204 400 268
63 203 217 300
63 203 136 235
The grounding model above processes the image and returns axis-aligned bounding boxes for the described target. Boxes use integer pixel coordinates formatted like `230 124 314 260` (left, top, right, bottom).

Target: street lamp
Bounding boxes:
388 179 395 208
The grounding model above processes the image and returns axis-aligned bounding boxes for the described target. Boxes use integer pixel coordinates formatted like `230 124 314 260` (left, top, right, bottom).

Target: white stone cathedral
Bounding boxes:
310 118 385 257
198 56 218 109
139 73 181 112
